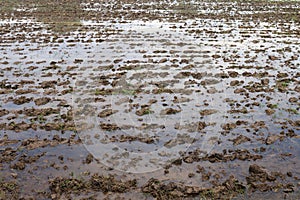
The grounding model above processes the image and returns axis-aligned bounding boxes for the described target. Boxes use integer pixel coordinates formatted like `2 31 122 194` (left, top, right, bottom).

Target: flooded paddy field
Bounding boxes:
0 0 300 199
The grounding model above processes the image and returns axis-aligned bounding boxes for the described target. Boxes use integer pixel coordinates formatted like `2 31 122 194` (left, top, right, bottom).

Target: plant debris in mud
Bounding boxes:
142 176 246 199
0 180 19 200
246 164 295 193
49 174 137 198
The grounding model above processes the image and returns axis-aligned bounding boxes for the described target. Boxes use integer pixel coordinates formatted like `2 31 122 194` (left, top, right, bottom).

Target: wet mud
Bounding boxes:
0 0 300 199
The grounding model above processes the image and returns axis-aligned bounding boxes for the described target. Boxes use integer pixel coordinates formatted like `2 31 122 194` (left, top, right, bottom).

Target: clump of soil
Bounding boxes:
13 96 33 105
160 108 181 115
265 134 284 145
199 109 218 116
98 109 118 118
108 134 156 144
136 106 153 116
89 174 137 193
230 135 251 145
0 109 9 117
0 180 19 200
34 97 51 106
182 149 262 163
49 174 137 198
99 123 120 131
246 164 294 193
142 176 245 199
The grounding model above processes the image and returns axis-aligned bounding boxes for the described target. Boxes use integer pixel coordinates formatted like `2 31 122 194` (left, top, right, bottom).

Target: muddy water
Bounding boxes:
0 0 300 199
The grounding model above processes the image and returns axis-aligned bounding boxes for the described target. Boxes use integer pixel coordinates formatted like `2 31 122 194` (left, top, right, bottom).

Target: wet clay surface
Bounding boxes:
0 0 300 199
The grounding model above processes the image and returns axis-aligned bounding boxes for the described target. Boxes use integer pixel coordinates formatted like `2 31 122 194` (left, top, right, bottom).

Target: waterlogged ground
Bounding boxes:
0 0 300 199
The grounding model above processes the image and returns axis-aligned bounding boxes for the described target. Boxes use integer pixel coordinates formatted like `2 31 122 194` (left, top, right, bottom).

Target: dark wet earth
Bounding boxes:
0 0 300 199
